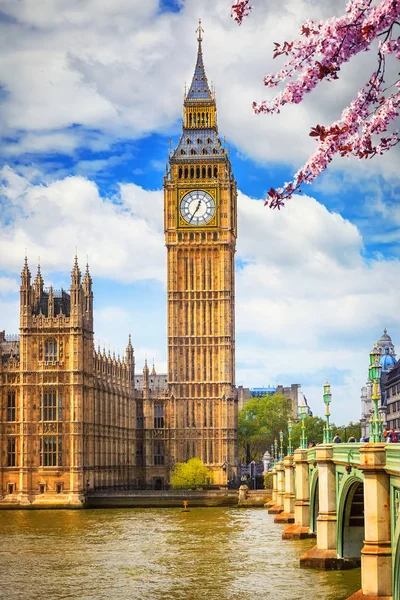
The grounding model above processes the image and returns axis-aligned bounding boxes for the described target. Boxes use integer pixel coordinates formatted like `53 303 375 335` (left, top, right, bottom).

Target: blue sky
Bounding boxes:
1 0 399 423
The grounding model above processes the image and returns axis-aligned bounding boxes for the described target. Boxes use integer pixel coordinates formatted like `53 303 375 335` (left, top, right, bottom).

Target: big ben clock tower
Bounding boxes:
164 21 238 484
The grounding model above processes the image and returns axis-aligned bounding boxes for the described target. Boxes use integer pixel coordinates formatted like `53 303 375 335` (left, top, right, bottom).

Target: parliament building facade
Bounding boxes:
0 27 239 506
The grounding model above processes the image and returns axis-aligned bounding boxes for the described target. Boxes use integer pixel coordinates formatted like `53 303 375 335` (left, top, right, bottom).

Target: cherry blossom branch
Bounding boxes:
231 0 400 208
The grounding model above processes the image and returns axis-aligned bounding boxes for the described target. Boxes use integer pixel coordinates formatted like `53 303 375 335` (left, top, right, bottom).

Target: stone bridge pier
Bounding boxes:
274 443 400 600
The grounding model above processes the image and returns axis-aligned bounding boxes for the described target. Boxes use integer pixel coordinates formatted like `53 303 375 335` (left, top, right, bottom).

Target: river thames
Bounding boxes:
0 507 360 600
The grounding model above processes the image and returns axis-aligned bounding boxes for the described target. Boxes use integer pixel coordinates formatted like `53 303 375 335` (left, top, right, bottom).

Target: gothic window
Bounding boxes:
184 167 188 178
41 389 62 421
202 149 208 155
7 390 16 422
178 166 182 177
206 114 209 126
136 443 143 466
201 113 205 126
202 166 206 177
190 149 196 155
207 166 212 178
136 403 143 428
186 138 191 144
180 149 185 155
45 339 57 362
189 114 193 126
197 138 201 144
207 138 212 144
196 167 200 178
154 442 164 465
154 404 165 428
213 166 218 178
7 437 16 467
40 436 62 467
190 167 194 178
212 148 217 155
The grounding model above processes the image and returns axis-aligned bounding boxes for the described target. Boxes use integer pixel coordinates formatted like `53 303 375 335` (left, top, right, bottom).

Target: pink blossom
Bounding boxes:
232 0 400 208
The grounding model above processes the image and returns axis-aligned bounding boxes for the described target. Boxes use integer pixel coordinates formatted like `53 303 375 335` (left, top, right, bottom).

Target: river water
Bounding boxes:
0 508 360 600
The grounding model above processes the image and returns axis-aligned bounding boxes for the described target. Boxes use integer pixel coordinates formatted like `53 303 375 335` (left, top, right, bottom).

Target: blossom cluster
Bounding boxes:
232 0 400 209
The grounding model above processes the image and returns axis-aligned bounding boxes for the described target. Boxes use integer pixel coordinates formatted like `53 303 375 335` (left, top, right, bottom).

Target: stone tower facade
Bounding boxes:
0 258 137 506
164 23 238 483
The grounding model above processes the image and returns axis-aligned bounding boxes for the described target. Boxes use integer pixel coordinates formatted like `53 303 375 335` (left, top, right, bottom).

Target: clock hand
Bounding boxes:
189 200 202 223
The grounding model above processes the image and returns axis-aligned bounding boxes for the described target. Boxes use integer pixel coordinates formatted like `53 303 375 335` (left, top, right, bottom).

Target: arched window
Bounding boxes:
189 114 192 126
202 167 206 178
214 166 218 178
178 167 183 179
190 167 194 178
212 148 217 155
184 167 188 178
41 389 62 422
154 441 165 465
207 166 212 178
206 114 209 126
190 149 196 155
202 149 208 155
186 138 191 145
180 149 185 155
45 339 57 363
195 167 200 178
201 112 205 126
197 138 201 144
207 137 212 144
154 404 165 428
7 390 16 422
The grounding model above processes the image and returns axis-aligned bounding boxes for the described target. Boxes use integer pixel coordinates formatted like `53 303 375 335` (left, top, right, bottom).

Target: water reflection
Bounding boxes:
0 508 360 600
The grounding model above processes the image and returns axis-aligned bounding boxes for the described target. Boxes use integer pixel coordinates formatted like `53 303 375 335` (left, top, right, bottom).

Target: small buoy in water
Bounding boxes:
182 499 190 512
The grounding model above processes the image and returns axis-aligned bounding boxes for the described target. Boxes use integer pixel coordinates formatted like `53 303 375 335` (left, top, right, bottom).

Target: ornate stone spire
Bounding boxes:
21 254 31 287
151 360 157 376
83 261 92 292
186 19 212 101
71 254 81 287
33 259 44 295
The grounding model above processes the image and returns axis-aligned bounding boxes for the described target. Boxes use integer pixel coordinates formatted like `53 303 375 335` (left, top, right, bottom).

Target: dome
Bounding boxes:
377 329 396 356
380 346 397 372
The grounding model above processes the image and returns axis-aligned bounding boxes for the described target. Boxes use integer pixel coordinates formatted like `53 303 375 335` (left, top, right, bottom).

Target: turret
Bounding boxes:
70 255 83 322
125 334 135 389
143 358 149 386
33 261 44 304
20 256 32 328
82 262 93 329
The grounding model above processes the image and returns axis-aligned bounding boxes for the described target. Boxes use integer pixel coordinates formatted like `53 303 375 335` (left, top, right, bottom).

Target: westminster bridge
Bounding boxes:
267 442 400 600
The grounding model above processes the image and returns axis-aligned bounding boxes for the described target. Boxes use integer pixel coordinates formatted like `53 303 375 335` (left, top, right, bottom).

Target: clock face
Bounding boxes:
180 190 215 225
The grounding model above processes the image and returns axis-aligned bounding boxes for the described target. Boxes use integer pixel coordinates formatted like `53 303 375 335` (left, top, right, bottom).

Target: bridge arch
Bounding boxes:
337 476 364 560
309 468 319 534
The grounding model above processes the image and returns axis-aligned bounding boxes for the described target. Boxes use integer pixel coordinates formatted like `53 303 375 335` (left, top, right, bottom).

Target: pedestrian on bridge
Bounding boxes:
333 433 341 443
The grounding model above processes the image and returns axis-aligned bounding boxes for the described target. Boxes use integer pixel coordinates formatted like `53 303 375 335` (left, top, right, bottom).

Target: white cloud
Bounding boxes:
2 0 398 174
0 166 165 283
0 277 19 295
235 191 400 421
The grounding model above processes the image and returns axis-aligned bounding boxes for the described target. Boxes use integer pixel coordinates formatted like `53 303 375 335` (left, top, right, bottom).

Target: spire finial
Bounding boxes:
196 18 204 43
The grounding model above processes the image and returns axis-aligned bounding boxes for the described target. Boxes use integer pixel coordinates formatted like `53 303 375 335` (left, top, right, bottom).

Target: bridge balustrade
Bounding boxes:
274 442 400 600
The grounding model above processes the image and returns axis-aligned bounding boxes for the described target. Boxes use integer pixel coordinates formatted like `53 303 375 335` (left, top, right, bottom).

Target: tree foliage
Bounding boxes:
169 458 214 489
238 393 291 462
232 0 400 208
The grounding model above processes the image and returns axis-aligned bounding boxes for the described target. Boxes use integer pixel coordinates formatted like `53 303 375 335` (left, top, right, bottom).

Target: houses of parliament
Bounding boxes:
0 24 239 506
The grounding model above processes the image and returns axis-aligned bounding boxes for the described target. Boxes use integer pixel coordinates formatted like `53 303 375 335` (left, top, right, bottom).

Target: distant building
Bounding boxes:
237 383 312 421
360 329 397 438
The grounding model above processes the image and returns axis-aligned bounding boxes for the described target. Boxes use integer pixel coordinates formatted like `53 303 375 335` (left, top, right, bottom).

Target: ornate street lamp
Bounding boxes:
323 379 333 444
369 343 384 442
279 430 284 460
287 418 293 455
299 398 308 449
270 443 274 467
274 438 278 463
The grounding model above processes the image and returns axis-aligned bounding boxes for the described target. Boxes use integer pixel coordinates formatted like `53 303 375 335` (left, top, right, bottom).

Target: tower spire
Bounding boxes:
186 18 212 101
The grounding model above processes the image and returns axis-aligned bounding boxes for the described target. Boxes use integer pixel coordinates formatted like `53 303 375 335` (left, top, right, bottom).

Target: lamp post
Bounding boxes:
299 399 308 449
369 343 384 443
271 443 274 467
323 379 333 444
279 430 283 460
274 438 278 463
287 418 293 455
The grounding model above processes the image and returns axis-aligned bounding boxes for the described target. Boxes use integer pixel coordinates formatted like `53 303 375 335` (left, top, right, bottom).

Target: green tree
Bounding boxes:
170 458 214 490
238 393 291 462
333 421 362 442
